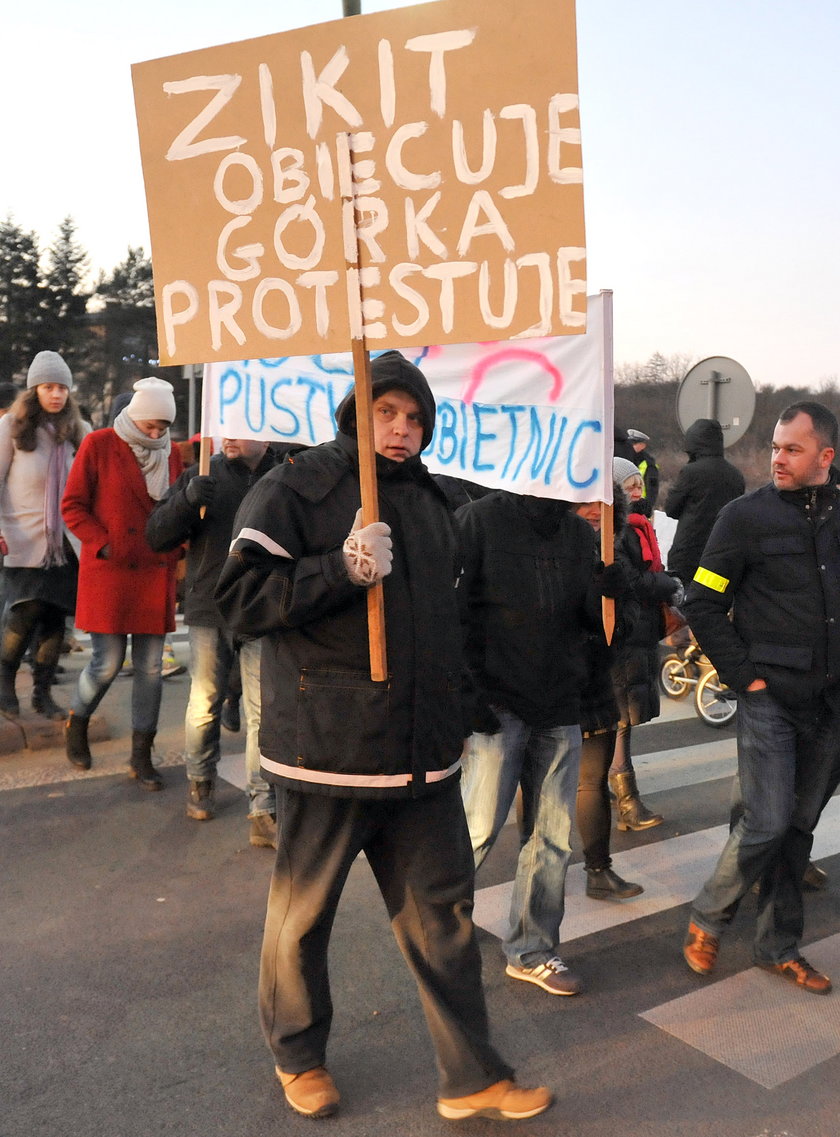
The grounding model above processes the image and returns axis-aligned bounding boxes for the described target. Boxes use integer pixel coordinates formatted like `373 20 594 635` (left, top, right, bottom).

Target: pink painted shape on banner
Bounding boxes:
462 348 563 405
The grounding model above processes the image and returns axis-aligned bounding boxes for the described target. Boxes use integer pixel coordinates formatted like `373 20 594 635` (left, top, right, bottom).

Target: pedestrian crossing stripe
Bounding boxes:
693 566 729 593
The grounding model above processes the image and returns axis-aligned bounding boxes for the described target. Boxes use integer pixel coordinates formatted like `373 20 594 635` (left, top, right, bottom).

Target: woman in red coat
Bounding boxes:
61 378 183 788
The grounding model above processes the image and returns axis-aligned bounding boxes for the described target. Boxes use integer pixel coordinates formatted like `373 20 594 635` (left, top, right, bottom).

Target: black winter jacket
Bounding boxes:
684 474 840 714
665 419 745 585
146 450 277 627
610 514 678 726
457 492 598 729
214 432 466 800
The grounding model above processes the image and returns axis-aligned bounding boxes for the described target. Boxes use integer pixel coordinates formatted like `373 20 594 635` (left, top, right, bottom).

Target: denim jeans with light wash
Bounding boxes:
184 625 274 817
691 686 840 964
461 710 581 968
72 632 163 734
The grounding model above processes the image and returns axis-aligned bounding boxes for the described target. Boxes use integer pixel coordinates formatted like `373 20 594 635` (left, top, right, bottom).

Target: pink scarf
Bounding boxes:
43 424 70 567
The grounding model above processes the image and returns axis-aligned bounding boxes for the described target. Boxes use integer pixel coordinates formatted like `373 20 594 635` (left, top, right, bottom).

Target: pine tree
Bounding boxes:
42 216 90 361
0 216 44 380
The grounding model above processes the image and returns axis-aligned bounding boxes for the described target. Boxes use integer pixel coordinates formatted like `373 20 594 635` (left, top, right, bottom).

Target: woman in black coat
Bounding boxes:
608 458 682 831
573 488 645 899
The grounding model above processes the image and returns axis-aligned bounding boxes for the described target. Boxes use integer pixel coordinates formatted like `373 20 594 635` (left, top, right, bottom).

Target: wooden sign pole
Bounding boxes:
600 501 615 645
345 136 388 682
198 433 211 520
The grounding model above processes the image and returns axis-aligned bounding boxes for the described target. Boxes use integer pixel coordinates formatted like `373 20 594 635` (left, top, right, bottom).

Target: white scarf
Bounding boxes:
113 409 171 501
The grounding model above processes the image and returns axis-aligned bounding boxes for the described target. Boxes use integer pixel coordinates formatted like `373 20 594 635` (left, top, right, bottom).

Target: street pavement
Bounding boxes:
3 636 840 1137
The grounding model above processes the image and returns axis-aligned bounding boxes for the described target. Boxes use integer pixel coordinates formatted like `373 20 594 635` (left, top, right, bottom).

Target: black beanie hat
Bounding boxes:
336 351 436 449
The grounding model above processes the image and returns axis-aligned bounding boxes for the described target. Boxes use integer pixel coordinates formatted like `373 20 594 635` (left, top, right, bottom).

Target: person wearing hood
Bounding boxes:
682 403 840 995
456 483 625 997
214 351 550 1123
664 418 745 586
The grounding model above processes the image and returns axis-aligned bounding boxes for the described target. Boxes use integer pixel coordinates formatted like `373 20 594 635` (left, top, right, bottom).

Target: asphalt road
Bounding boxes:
3 649 840 1137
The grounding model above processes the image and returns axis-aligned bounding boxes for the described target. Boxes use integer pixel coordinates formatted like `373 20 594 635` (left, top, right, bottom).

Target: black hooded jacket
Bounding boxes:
214 352 466 800
664 418 745 585
456 491 598 728
146 448 277 627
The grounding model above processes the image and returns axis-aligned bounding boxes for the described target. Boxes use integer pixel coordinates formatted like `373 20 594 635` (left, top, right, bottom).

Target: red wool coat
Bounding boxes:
62 429 183 635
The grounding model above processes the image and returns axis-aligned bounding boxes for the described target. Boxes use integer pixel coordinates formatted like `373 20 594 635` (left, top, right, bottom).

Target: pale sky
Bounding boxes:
3 0 838 388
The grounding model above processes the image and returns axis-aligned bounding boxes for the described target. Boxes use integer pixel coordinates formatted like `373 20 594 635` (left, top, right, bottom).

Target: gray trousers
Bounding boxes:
259 779 513 1098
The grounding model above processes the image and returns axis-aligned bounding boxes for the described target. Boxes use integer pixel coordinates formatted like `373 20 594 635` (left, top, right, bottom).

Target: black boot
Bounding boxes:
586 866 644 900
0 661 20 716
610 770 664 831
65 711 92 770
129 730 163 791
31 663 66 720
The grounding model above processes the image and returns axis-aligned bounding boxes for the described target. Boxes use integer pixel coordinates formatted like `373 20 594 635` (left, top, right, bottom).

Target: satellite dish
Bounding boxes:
676 356 755 447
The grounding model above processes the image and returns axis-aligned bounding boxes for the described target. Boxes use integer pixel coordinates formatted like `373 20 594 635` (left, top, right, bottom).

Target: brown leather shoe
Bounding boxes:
757 956 832 995
437 1079 553 1121
276 1066 340 1117
683 922 719 975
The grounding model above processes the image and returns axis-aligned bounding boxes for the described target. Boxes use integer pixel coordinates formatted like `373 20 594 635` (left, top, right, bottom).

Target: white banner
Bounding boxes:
202 291 612 503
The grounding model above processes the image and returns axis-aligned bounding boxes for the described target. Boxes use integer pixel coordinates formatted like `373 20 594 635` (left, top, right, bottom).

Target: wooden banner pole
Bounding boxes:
600 501 615 645
198 434 212 520
345 135 387 682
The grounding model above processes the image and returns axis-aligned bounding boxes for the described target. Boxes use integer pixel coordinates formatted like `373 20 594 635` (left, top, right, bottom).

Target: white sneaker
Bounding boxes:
505 956 582 995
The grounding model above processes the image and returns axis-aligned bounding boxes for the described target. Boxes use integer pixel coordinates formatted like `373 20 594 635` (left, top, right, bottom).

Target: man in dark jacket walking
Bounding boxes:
214 352 551 1123
457 492 615 996
146 438 277 845
665 418 745 586
682 402 840 994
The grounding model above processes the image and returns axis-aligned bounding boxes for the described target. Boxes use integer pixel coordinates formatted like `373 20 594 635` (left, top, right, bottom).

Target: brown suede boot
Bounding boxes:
276 1066 340 1118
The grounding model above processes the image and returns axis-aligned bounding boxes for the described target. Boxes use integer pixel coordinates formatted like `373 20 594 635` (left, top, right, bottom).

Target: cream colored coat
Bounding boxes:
0 414 87 567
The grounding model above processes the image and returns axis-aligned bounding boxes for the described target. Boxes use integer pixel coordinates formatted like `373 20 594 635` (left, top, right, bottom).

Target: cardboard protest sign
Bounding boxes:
132 0 585 365
202 293 612 504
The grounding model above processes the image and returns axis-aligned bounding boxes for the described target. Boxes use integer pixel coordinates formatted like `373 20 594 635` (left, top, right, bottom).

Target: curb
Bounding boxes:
0 712 110 755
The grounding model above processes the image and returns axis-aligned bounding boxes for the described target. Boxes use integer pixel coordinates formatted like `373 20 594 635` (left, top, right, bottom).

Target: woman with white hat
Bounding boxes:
0 351 89 718
61 377 183 787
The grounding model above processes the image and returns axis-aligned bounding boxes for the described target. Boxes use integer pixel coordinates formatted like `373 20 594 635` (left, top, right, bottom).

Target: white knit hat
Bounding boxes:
126 377 176 424
27 351 72 390
613 456 642 485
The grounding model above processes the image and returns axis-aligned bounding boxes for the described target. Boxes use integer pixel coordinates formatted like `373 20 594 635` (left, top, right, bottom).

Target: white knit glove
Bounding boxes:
342 509 392 585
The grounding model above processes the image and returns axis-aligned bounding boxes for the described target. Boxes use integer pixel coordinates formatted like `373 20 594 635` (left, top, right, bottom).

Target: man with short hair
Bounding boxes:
683 402 840 994
146 437 278 846
215 352 550 1122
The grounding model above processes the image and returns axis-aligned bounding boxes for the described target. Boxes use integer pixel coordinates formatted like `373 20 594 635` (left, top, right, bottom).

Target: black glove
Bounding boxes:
186 475 217 508
594 560 629 598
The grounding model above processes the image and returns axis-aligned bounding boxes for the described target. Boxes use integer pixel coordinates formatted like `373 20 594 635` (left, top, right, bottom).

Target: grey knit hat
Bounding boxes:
613 456 642 486
27 350 72 390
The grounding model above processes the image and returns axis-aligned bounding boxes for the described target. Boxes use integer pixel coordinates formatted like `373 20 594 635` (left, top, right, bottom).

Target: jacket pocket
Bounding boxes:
749 641 813 671
296 669 391 776
758 535 811 592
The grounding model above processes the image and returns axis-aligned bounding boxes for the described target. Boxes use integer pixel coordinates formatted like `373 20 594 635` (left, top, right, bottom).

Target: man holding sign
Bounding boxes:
216 352 551 1121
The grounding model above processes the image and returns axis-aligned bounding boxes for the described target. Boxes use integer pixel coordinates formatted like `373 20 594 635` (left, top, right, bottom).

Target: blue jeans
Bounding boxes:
184 626 273 816
461 710 581 968
72 633 163 734
692 687 840 963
